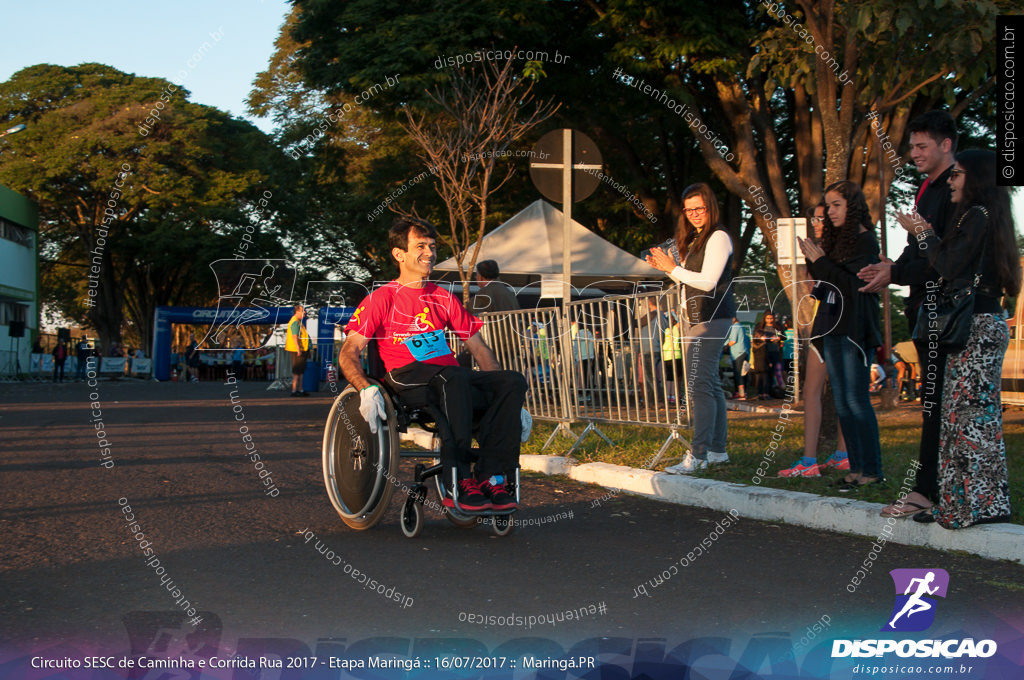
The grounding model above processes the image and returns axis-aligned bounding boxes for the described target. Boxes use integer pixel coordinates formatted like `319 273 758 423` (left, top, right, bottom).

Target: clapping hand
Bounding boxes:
646 247 676 273
797 237 824 263
895 210 932 235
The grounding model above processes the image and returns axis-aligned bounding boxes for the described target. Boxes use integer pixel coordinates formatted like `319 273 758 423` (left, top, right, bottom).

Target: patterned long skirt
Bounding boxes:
933 314 1012 529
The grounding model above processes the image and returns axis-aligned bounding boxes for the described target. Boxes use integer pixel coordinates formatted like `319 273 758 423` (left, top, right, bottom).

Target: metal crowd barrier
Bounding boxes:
477 288 696 463
472 307 576 449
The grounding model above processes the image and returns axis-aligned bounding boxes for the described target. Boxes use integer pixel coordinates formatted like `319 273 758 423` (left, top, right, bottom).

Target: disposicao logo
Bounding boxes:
832 568 998 659
882 568 949 632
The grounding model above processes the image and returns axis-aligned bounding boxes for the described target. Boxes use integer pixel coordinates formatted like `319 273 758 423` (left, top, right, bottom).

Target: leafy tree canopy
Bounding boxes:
0 63 301 350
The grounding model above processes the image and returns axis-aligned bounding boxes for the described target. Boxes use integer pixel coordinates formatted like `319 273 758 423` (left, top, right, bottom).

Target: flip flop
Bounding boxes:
880 500 930 518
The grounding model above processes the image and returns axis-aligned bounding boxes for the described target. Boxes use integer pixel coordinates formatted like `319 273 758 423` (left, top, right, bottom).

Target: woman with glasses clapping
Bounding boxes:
646 183 736 474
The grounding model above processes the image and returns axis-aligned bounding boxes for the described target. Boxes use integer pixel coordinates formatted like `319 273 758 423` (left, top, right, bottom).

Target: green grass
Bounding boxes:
522 403 1024 525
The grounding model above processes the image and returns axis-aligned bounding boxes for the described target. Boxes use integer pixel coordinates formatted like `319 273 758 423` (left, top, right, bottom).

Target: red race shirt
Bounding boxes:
345 281 483 372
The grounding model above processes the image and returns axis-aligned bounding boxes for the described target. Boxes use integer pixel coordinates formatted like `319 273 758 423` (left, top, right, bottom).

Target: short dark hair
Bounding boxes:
907 110 958 153
476 259 500 280
389 217 438 263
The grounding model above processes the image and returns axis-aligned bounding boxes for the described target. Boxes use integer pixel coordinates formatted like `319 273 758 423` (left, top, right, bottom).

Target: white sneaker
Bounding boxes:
707 451 730 464
664 452 707 474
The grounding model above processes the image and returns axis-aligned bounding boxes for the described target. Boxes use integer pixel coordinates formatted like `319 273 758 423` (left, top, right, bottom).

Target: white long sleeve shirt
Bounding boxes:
667 230 733 291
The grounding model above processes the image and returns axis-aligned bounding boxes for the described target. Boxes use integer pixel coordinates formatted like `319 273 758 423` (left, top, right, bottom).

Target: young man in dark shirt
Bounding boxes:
469 259 520 314
858 110 957 521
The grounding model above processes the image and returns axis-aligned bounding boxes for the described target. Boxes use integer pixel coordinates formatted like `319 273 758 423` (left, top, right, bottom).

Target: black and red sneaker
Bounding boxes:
479 479 517 511
442 478 491 513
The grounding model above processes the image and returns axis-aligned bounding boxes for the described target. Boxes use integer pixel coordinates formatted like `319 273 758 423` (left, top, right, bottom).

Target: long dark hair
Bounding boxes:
754 309 783 335
950 149 1022 297
809 201 828 244
675 182 727 258
822 180 873 263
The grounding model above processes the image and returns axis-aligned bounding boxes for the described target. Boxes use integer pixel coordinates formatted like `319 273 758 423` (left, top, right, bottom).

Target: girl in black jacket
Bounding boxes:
798 181 883 490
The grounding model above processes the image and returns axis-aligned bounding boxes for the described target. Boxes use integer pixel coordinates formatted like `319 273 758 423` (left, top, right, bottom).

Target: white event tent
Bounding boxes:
434 200 665 293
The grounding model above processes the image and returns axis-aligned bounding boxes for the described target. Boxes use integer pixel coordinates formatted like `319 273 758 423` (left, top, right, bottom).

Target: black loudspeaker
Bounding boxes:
57 327 71 342
8 320 25 338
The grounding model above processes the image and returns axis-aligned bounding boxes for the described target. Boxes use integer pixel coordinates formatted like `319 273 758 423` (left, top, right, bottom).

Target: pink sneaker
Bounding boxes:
778 461 822 477
822 452 850 470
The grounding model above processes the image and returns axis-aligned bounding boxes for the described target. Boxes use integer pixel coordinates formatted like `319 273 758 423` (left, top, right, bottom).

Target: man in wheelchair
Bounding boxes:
338 217 529 514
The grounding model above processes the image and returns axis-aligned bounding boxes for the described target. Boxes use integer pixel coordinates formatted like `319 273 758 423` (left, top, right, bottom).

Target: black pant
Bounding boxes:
912 337 944 501
731 352 748 393
384 363 527 480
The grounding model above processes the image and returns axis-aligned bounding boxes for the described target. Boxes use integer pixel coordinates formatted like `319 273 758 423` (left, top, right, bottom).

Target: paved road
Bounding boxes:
1 380 1022 678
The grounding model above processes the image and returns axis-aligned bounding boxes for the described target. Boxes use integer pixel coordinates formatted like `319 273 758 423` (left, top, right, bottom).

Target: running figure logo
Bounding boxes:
882 568 949 632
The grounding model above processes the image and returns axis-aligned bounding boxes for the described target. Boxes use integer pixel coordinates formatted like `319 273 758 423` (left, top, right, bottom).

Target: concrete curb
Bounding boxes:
401 429 1024 564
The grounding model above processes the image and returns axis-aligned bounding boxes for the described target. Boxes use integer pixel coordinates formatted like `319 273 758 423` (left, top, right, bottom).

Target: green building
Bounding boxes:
0 184 39 377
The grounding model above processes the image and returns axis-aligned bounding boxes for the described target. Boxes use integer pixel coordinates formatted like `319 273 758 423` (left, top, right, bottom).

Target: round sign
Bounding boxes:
528 129 602 203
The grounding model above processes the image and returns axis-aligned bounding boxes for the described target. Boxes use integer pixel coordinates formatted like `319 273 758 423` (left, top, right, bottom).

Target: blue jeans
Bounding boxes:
822 335 882 478
684 318 731 459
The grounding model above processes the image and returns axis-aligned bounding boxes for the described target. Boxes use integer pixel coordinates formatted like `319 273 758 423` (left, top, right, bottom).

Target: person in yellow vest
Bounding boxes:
285 304 310 396
662 320 684 405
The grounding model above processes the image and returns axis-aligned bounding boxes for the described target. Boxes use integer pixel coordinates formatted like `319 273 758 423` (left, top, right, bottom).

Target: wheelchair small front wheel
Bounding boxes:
432 459 478 529
400 497 423 538
492 514 514 537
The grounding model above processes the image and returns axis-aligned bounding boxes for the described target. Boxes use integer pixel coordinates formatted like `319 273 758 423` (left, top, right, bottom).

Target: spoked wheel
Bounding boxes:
432 460 478 529
492 514 514 536
400 497 423 538
322 381 399 530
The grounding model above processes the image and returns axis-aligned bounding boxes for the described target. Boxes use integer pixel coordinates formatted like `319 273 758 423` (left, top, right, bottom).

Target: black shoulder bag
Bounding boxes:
911 206 990 353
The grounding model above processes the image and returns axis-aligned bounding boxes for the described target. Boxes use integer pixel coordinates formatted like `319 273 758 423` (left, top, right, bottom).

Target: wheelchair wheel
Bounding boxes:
431 460 478 529
492 514 514 537
322 382 398 530
400 497 423 538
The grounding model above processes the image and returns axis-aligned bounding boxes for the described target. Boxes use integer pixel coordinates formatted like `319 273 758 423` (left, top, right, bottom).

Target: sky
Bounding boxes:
1 1 1020 252
0 0 291 133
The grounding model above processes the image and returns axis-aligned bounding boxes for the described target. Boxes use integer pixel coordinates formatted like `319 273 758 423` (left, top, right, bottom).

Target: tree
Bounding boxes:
400 57 558 303
0 64 297 351
274 0 1005 293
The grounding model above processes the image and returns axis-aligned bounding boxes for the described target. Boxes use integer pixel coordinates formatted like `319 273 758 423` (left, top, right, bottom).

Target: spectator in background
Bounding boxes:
891 343 918 401
184 332 200 383
637 295 670 403
232 341 245 379
661 318 684 405
570 319 596 399
285 304 310 397
869 362 886 392
781 316 795 386
52 339 68 382
470 260 519 314
76 338 90 381
751 312 783 400
725 317 749 400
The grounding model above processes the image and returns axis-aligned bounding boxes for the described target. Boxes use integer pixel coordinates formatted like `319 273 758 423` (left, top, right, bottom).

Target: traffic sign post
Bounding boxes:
529 129 603 445
777 217 807 402
529 129 602 306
